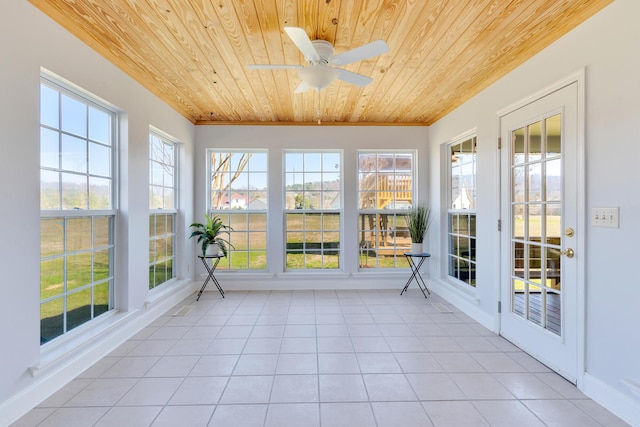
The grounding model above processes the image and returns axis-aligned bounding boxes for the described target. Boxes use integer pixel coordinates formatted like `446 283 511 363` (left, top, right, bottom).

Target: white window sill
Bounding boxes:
33 309 137 377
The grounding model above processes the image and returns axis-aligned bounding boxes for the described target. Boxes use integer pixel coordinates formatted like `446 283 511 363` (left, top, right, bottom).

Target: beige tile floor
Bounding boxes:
13 289 629 426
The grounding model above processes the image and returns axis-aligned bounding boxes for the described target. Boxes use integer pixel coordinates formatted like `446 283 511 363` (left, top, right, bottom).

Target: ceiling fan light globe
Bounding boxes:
299 65 339 90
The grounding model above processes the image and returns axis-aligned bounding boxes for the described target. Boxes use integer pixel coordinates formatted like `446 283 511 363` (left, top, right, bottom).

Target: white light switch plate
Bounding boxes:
591 207 619 228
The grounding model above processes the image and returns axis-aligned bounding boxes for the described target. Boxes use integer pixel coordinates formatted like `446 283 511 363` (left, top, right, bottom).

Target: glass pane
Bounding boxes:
545 159 561 202
304 153 322 171
528 204 542 240
149 238 155 263
527 163 541 202
61 172 88 209
94 217 111 248
528 244 542 278
61 134 87 173
512 281 525 317
546 247 561 291
546 290 561 335
150 162 163 186
61 94 87 137
41 84 59 128
513 242 525 279
67 217 92 252
248 213 267 230
323 254 340 269
41 128 60 169
67 289 92 331
323 152 340 171
230 251 249 270
527 291 543 327
546 204 561 245
248 152 267 171
322 213 340 230
528 121 542 161
250 232 267 251
229 172 248 191
155 214 167 236
513 127 525 165
89 107 110 144
41 169 60 209
546 114 561 157
89 142 110 177
67 252 92 290
94 282 110 317
286 213 304 231
41 297 64 344
89 176 111 209
94 249 111 282
305 253 322 268
211 191 226 210
41 258 64 300
230 230 248 250
512 204 525 239
469 215 476 237
41 218 64 257
249 172 267 191
285 152 303 171
512 166 526 202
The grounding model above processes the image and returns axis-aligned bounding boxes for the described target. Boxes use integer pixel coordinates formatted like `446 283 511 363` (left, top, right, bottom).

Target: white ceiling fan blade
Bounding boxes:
284 27 320 62
294 81 313 93
336 68 373 87
246 64 303 70
331 39 389 66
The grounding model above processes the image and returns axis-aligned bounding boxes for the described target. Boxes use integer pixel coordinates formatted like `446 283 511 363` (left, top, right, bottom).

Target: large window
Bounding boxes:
448 135 477 286
149 131 177 289
357 152 414 269
40 77 115 344
208 150 267 270
284 151 342 270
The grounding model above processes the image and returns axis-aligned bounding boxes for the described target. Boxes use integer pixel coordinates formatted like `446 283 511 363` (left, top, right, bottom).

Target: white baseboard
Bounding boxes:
427 276 495 332
583 373 640 426
0 280 195 427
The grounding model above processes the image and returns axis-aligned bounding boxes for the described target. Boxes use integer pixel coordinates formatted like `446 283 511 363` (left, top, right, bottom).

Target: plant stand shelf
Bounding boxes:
197 254 225 300
401 252 431 299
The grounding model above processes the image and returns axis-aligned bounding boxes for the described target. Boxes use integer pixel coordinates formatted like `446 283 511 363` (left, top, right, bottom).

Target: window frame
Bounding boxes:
207 149 268 271
283 150 343 271
447 134 477 287
39 74 117 345
149 129 178 289
357 150 416 270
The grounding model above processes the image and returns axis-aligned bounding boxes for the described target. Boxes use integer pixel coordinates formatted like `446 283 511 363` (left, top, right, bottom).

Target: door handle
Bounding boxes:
561 248 574 258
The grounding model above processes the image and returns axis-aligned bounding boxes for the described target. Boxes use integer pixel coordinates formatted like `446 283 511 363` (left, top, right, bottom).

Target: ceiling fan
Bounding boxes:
247 27 389 93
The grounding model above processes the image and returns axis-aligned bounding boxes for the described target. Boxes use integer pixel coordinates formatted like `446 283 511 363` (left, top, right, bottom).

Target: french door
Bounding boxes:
499 81 581 383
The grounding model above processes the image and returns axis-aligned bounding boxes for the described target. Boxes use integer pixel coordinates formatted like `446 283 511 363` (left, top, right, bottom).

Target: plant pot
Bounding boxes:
410 242 423 254
205 243 220 256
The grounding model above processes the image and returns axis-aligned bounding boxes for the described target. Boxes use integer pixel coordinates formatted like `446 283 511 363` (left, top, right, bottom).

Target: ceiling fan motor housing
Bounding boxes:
309 40 334 65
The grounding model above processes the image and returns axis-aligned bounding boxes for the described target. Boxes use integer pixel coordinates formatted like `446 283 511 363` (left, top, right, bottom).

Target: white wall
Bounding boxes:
0 0 195 418
194 125 429 288
428 0 640 422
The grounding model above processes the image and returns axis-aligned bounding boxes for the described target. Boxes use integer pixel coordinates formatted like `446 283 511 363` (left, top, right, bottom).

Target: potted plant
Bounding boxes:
189 213 234 257
405 204 432 254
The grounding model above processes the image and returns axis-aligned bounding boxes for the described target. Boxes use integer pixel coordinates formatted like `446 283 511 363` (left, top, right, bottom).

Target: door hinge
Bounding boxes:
498 219 502 231
498 137 502 149
498 301 502 313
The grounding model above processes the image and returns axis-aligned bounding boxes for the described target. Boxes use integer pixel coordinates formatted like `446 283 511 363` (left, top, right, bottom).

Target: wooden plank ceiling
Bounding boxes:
29 0 613 125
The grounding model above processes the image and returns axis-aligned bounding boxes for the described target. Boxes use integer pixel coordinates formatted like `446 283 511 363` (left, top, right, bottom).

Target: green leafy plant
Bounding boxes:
189 214 234 256
405 204 432 244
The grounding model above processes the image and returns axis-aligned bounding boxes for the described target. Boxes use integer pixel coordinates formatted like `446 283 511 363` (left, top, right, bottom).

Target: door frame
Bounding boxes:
495 69 586 389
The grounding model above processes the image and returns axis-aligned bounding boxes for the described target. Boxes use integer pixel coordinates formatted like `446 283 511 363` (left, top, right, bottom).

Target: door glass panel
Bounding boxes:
527 164 542 202
528 121 542 162
546 290 561 334
513 128 525 165
546 114 562 157
511 114 563 336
